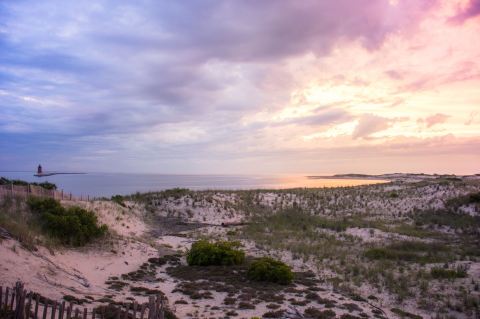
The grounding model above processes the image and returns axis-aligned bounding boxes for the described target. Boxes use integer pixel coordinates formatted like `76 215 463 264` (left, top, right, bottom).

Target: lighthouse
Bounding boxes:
37 164 43 175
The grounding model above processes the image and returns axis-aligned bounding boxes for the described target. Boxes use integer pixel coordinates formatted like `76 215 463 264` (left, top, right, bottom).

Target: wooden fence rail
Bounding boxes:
0 185 92 202
0 282 166 319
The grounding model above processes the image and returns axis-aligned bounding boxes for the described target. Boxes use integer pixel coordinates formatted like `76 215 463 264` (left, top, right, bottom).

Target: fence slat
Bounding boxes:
0 286 3 309
123 303 130 319
9 291 15 312
26 291 33 319
4 288 9 312
42 300 48 319
139 305 146 319
66 303 72 319
34 294 40 319
132 302 137 319
147 297 155 319
157 296 164 319
59 301 65 319
51 302 57 319
82 308 87 319
74 308 79 319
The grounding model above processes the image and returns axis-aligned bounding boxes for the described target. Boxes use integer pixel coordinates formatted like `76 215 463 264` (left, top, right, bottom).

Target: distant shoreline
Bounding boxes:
307 173 479 181
307 174 385 180
34 172 86 177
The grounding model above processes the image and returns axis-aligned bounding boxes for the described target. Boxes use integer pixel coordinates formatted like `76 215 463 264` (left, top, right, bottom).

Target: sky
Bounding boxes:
0 0 479 175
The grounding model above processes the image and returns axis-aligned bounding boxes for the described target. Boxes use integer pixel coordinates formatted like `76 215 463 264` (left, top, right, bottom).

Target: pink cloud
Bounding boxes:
419 113 450 128
352 114 392 139
450 0 480 24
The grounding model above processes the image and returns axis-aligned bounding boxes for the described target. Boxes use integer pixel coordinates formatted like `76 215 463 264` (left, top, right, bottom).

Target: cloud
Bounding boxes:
450 0 480 24
419 113 450 128
2 0 479 175
278 107 353 127
352 114 393 139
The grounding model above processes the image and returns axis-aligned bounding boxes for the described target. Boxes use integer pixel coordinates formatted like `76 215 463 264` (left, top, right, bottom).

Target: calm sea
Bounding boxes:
0 172 387 198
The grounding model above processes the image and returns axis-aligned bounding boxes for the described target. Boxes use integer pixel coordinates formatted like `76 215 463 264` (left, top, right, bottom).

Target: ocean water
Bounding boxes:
0 171 387 198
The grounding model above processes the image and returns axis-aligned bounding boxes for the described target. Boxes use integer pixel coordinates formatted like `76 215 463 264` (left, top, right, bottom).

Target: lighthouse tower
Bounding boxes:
37 164 43 175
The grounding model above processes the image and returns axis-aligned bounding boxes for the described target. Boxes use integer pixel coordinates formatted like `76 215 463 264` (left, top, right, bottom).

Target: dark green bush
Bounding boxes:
0 177 57 190
247 257 293 285
414 209 480 231
364 241 451 263
27 197 107 246
186 240 245 266
111 195 126 207
430 266 467 279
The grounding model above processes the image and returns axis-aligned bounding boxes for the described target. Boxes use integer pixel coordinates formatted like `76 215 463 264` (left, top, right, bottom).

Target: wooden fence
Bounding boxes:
0 282 167 319
0 185 89 202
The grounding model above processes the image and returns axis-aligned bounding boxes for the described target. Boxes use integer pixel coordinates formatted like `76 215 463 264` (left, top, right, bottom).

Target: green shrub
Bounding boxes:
27 197 107 246
414 209 480 231
364 241 451 263
111 195 126 207
186 240 245 266
390 308 422 319
247 257 293 284
430 266 467 279
0 177 57 190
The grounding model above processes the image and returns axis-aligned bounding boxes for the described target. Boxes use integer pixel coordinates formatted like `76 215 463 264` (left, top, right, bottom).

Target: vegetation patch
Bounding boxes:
247 257 293 284
413 209 480 232
0 177 57 190
111 195 126 207
186 240 245 266
390 308 423 319
303 307 336 319
27 197 108 246
364 241 451 263
430 266 467 279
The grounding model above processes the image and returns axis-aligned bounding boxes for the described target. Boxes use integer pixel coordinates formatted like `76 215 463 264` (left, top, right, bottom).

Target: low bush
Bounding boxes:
186 240 245 266
0 177 57 190
27 197 107 246
430 266 467 279
390 308 422 319
364 241 451 263
414 209 480 231
247 257 293 284
111 195 126 207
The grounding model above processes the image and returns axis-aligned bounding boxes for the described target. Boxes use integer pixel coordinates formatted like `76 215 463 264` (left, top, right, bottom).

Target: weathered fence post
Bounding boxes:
132 302 137 319
59 301 65 319
66 303 72 319
159 296 164 319
147 296 155 319
51 301 57 319
25 291 33 319
140 304 146 319
123 303 129 319
42 299 49 319
34 293 40 319
4 287 10 312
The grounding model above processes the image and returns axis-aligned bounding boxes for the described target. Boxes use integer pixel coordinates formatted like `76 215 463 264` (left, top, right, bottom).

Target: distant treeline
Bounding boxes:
0 177 57 190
